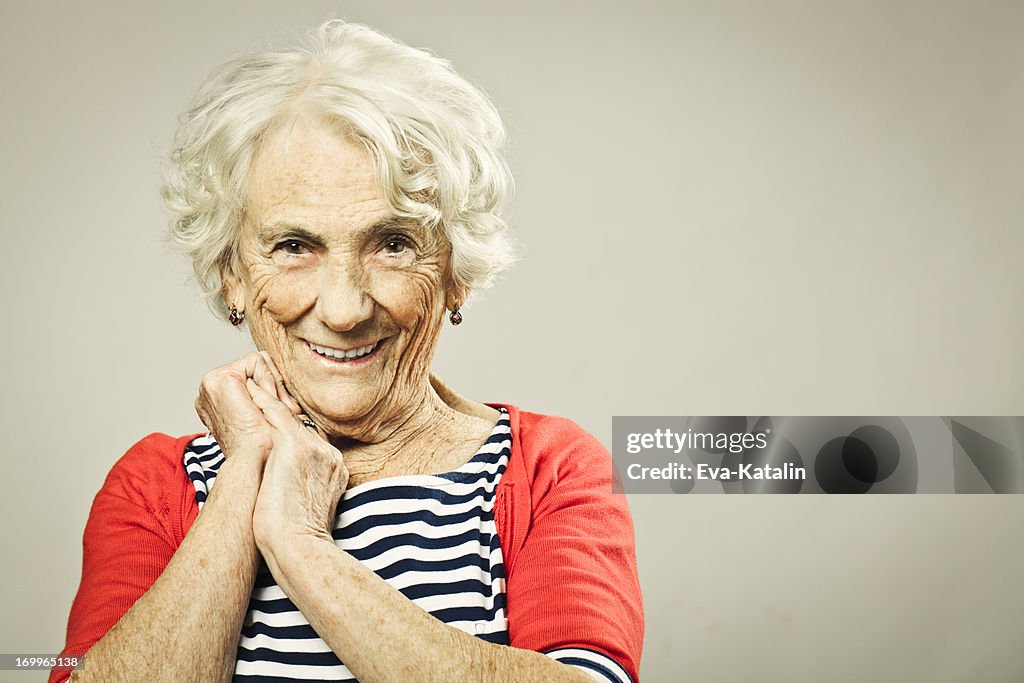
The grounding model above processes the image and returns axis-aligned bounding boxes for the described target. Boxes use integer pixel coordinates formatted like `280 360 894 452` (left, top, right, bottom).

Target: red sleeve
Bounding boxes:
49 433 196 683
504 414 644 683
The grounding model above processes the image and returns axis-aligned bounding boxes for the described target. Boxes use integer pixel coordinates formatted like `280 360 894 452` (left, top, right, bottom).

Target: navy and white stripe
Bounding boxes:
545 648 633 683
185 408 627 682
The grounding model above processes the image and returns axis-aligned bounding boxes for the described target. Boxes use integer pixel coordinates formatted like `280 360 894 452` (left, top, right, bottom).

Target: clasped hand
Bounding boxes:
194 352 349 562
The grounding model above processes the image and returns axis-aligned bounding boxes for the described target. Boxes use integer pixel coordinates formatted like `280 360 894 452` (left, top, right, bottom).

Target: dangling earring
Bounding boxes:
229 305 245 326
449 306 463 326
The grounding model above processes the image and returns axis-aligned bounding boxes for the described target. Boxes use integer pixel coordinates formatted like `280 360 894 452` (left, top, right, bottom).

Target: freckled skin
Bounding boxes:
223 112 494 481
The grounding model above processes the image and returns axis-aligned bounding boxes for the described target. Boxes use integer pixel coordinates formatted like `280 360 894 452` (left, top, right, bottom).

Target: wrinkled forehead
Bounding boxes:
240 112 447 256
244 113 388 227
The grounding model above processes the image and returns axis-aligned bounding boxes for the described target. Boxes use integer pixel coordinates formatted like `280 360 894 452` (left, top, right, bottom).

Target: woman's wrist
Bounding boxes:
258 529 336 595
202 451 265 513
217 445 266 478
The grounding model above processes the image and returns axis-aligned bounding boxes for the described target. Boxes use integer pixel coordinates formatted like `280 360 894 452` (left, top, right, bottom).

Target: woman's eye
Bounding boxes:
276 240 309 255
383 235 411 255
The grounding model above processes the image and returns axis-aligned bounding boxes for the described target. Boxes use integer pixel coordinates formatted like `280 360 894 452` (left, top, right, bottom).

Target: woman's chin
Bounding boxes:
301 395 384 434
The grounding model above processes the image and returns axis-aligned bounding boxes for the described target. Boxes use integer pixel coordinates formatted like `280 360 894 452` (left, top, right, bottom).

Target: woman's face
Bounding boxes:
225 113 454 440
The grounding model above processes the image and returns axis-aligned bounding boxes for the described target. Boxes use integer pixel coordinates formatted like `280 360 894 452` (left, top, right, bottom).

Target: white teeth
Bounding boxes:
308 341 378 361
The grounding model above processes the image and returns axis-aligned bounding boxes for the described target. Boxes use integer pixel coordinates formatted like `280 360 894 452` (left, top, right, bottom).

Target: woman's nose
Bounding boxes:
314 260 374 332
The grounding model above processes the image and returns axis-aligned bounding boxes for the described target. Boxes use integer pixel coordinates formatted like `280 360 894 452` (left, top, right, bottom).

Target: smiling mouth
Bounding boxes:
305 339 383 362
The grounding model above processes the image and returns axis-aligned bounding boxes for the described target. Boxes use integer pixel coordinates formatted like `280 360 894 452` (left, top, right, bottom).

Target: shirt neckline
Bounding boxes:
341 408 509 497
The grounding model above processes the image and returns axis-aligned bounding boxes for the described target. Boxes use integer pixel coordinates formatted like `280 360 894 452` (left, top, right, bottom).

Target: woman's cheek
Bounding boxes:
371 269 442 328
253 271 315 326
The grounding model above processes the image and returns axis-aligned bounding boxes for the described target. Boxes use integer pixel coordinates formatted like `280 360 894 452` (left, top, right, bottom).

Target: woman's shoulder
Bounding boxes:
516 408 599 442
98 432 202 506
111 431 199 469
82 432 205 548
491 404 604 449
489 404 612 478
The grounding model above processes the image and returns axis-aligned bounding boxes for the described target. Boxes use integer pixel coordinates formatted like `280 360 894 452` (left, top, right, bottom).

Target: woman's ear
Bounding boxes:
220 263 247 315
445 281 470 314
442 247 470 313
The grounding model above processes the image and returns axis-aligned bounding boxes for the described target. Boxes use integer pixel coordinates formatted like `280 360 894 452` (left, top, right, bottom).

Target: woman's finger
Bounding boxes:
194 396 212 432
295 415 327 442
246 378 301 431
258 351 303 415
244 353 284 401
197 363 268 426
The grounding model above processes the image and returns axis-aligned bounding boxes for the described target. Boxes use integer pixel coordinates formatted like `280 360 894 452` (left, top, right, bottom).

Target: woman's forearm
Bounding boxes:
72 456 263 683
263 535 594 683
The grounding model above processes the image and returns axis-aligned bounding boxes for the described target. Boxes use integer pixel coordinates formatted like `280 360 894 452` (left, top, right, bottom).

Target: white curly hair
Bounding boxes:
162 20 516 318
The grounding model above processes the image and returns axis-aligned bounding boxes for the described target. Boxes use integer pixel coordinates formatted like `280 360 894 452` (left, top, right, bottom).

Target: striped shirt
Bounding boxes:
184 409 631 683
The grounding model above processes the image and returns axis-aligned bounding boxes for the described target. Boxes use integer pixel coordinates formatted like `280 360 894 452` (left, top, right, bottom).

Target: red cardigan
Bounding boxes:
52 405 644 682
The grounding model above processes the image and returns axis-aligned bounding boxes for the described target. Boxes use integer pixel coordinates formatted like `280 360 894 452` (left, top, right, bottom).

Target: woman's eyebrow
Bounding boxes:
257 217 422 242
258 224 325 244
363 218 430 245
367 217 420 233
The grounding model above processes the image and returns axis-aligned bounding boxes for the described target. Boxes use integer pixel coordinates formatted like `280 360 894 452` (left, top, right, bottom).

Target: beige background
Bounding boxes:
2 1 1023 681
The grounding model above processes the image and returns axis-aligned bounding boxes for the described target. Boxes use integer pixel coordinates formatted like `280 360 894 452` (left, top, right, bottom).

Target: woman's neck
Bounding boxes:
330 378 499 487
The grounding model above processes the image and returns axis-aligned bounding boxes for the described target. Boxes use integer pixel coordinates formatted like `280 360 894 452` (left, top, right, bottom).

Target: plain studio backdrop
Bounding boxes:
2 1 1022 681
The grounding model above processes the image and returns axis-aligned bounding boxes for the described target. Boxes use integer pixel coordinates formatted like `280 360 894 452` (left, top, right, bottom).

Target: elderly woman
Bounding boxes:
52 20 642 683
